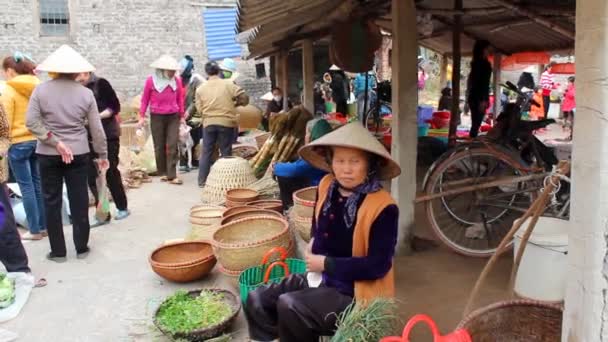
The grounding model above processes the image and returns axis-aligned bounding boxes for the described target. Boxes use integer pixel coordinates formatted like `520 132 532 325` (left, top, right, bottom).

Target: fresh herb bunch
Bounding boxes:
331 299 399 342
156 290 233 335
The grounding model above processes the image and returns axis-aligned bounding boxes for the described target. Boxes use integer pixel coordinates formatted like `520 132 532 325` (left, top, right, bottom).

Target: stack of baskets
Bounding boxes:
226 189 259 208
149 241 217 283
247 199 283 213
212 216 293 282
222 208 283 225
201 157 257 205
187 205 225 241
290 187 318 242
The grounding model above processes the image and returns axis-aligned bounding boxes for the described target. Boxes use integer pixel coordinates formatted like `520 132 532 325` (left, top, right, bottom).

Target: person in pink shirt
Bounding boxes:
139 55 185 185
561 76 576 140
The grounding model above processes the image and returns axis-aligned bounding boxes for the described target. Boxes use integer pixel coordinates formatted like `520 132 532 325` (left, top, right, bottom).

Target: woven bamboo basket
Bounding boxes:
154 288 240 341
293 187 318 218
218 240 296 278
290 211 313 243
222 205 258 218
226 189 259 207
232 145 258 160
149 241 217 282
457 300 563 342
201 157 257 205
247 199 283 213
222 209 283 226
212 216 292 272
236 104 263 130
188 206 225 241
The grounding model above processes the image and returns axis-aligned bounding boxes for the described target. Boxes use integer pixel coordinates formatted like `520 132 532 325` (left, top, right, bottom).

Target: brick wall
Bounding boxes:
0 0 269 104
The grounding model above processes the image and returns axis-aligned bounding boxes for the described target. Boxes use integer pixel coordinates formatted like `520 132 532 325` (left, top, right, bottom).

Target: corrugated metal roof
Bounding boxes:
204 7 242 61
237 0 575 59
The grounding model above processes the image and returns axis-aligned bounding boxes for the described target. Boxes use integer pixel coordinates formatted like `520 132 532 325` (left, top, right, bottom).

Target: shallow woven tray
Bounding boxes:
293 186 317 218
457 300 563 342
154 289 241 341
221 209 283 226
212 216 292 272
247 199 283 213
150 241 215 267
226 188 259 203
222 205 258 218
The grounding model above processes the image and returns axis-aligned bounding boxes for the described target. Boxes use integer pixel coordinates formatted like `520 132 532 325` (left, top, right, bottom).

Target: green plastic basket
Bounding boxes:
238 247 306 304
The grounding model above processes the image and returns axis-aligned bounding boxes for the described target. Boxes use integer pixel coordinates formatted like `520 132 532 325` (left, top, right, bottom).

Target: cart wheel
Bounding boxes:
424 147 538 257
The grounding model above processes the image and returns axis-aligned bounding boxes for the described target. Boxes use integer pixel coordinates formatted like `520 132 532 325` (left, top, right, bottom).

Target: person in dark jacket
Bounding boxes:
438 87 452 111
272 119 332 208
77 72 129 225
467 40 492 138
328 66 349 115
179 73 204 171
263 87 292 130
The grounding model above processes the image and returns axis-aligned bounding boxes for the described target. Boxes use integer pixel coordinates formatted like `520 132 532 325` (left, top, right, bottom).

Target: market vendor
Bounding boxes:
272 118 332 208
245 122 400 342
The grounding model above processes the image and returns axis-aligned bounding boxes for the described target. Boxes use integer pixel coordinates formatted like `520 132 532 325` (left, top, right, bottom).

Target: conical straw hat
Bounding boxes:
150 55 180 71
36 45 95 73
299 122 401 180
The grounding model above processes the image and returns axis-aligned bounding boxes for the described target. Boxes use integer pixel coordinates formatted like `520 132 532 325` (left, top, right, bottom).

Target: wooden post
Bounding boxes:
563 1 608 340
302 39 315 113
493 53 502 121
448 0 463 144
439 54 449 89
273 53 282 93
390 0 418 255
279 51 290 110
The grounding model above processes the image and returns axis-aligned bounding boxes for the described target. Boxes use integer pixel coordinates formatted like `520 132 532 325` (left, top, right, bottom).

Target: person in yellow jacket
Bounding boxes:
1 53 46 240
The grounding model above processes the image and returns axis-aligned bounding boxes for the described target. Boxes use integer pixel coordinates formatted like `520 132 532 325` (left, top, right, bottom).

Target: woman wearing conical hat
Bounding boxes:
138 55 185 185
26 45 108 262
245 122 401 342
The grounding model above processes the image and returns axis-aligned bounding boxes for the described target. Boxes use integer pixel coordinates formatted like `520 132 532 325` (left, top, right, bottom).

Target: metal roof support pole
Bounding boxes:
563 0 608 340
448 0 463 144
390 0 418 255
302 39 315 113
492 53 502 123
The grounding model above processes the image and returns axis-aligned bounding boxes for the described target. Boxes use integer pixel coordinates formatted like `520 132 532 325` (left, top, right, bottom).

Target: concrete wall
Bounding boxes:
0 0 270 105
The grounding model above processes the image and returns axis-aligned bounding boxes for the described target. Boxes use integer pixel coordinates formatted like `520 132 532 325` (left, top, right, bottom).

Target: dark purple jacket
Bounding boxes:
86 75 121 141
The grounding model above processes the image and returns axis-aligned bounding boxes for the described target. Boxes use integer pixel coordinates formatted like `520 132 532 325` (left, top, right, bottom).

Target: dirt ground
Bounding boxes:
1 169 514 342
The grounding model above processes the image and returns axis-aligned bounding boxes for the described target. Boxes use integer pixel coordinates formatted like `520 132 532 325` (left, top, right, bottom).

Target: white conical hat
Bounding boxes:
36 45 95 73
299 122 401 180
150 55 180 71
260 92 274 101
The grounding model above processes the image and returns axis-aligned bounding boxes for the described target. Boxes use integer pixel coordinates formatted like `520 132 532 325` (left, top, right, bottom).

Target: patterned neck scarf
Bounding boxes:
321 176 382 228
152 70 177 93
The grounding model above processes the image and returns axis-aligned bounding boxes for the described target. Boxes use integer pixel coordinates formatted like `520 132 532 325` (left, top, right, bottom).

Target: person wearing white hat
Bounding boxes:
218 58 239 81
138 55 185 185
245 122 401 342
26 45 108 262
262 87 292 131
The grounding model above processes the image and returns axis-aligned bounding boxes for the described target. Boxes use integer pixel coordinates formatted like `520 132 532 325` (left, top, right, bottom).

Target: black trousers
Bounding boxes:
0 183 30 272
276 176 309 209
543 95 551 117
88 139 128 212
38 154 91 256
469 100 485 138
245 274 353 342
150 113 180 180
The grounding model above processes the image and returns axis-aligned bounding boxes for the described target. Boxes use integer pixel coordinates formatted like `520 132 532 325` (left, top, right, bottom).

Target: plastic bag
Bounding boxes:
95 164 111 222
135 137 157 174
179 123 191 144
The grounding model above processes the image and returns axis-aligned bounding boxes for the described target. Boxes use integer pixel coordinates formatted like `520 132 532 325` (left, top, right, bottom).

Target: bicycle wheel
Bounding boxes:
424 146 538 257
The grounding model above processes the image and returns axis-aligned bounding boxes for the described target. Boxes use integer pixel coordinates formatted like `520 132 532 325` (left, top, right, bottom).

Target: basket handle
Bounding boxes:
379 315 453 342
263 261 290 283
261 247 288 265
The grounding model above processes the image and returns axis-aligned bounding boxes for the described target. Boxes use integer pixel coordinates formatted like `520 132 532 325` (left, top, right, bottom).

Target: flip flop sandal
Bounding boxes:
169 178 183 185
35 278 47 288
141 178 153 183
160 176 169 182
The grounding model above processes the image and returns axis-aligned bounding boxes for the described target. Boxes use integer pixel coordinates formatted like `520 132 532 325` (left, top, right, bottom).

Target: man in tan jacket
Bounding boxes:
196 61 249 186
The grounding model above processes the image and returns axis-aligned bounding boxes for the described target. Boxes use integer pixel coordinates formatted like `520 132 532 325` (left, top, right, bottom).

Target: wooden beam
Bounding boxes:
492 0 575 40
448 0 463 144
302 39 315 113
390 0 418 255
417 6 506 16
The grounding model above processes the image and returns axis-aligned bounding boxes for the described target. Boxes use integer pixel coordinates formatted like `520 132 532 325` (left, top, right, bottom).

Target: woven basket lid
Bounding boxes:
201 157 257 205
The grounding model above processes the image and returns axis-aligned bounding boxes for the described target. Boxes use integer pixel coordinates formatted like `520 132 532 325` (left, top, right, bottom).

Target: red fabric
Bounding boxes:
552 62 575 75
562 83 576 112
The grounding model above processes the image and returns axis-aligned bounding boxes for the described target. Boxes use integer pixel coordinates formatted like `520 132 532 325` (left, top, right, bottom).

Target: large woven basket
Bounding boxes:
247 199 283 213
293 187 317 218
188 206 225 241
202 157 257 205
222 205 258 218
226 189 259 208
149 241 217 282
154 289 241 341
457 300 563 341
212 216 292 272
222 209 283 226
290 210 313 242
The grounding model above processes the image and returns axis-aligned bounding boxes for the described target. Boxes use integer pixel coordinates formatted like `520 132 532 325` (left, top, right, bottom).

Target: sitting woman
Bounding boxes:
273 118 332 208
246 122 401 342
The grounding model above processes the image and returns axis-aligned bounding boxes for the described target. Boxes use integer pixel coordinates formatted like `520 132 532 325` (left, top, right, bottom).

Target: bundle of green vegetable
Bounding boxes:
0 273 15 309
156 290 233 335
331 299 399 342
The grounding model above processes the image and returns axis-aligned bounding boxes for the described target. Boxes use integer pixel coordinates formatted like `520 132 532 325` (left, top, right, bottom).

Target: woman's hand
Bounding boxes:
56 141 73 164
305 251 326 273
96 159 110 170
137 117 145 128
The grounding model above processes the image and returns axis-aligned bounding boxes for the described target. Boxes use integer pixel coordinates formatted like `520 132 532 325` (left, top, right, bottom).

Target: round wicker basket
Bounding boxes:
221 209 283 226
292 186 318 218
226 188 259 206
457 300 563 341
291 212 313 243
201 157 257 205
188 206 225 241
222 205 258 218
212 216 292 272
149 241 217 282
247 199 283 213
